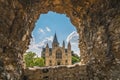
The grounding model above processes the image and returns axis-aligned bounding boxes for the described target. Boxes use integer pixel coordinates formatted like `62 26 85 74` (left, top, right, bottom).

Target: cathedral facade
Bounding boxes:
41 33 72 66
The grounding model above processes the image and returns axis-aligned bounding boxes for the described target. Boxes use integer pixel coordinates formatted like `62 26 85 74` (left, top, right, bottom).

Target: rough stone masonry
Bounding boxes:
0 0 120 80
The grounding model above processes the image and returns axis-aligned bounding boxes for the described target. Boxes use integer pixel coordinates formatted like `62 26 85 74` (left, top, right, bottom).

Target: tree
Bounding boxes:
33 57 45 67
24 52 45 67
72 53 80 64
24 52 36 67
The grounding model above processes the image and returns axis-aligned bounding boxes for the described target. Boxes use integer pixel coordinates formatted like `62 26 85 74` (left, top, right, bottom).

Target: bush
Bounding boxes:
24 52 45 67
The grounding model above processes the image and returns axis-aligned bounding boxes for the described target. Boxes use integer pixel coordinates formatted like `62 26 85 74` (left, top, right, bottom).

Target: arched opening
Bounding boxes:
25 11 80 67
1 0 119 80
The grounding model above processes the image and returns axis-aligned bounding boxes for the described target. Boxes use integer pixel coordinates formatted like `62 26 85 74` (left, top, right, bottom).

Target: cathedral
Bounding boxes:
41 33 72 66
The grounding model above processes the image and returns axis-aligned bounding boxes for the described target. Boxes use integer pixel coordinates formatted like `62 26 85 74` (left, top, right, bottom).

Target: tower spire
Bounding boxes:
68 42 71 49
63 40 65 48
46 43 49 48
53 33 59 44
52 33 59 48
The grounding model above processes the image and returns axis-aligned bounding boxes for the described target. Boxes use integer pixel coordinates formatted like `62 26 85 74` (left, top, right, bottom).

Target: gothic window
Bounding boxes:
49 60 52 63
56 50 62 59
49 60 52 66
65 60 68 63
65 60 68 65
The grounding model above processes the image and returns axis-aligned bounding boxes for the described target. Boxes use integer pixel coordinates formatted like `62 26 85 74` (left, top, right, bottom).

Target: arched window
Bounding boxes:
56 50 62 59
49 60 52 66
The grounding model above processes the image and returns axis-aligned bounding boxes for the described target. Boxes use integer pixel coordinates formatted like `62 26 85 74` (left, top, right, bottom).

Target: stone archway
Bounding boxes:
0 0 120 80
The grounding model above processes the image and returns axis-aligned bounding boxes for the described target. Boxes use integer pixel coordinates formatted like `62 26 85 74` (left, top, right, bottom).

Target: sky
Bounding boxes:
26 11 80 56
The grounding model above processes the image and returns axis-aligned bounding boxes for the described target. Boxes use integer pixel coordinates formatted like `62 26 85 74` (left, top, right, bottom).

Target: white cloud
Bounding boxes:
27 31 80 56
66 31 79 43
66 31 80 56
26 36 53 57
46 27 51 32
39 28 45 33
38 27 51 33
38 36 53 48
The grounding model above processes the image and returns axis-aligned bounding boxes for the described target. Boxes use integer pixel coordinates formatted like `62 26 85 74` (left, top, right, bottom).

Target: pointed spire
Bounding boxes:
63 40 65 48
46 43 49 48
68 42 71 49
53 33 59 44
68 42 71 46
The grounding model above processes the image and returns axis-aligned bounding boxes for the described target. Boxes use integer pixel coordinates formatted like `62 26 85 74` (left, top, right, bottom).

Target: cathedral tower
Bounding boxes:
52 33 59 48
62 40 65 48
68 42 71 50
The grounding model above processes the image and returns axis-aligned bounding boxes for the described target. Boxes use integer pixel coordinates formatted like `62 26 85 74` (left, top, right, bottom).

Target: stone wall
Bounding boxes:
24 64 88 80
0 1 24 79
0 0 120 80
24 62 120 80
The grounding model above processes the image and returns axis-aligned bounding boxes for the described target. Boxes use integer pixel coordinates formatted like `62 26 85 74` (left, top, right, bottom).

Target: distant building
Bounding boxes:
41 33 72 66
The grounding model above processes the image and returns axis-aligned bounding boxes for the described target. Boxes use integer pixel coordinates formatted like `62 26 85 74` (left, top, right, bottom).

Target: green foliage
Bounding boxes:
72 54 80 64
24 52 45 67
24 52 80 67
33 57 45 67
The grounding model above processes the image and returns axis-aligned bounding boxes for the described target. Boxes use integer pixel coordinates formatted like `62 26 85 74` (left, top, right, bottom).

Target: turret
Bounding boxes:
45 43 49 57
68 42 71 50
46 43 49 48
52 33 59 48
67 42 72 65
62 40 65 48
45 43 49 66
